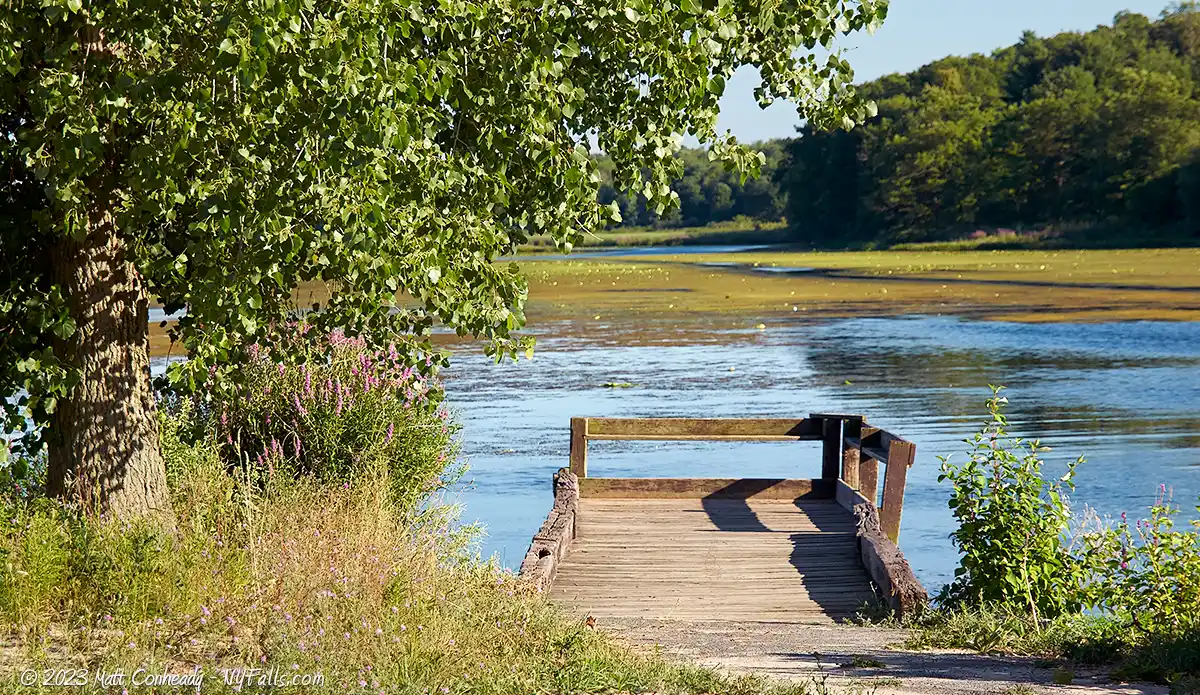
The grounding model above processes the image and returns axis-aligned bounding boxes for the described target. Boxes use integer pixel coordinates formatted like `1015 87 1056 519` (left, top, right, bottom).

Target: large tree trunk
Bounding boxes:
45 209 172 521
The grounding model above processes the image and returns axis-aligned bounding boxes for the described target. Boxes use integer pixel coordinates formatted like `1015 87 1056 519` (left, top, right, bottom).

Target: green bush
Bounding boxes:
1081 490 1200 639
938 386 1087 620
195 324 459 512
922 388 1200 684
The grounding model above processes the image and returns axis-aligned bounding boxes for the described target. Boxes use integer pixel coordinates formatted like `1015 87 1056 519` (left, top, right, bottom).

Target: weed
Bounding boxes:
841 655 887 669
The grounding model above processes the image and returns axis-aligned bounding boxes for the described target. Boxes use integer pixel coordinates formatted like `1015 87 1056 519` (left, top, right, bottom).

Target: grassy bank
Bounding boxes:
887 223 1200 253
3 447 784 694
522 220 790 251
900 606 1200 689
0 328 811 695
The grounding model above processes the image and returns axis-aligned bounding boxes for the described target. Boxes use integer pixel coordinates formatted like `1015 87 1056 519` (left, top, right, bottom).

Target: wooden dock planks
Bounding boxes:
549 498 878 623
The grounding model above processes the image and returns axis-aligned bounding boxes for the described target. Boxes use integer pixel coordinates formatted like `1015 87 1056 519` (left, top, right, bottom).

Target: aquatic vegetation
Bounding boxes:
514 248 1200 325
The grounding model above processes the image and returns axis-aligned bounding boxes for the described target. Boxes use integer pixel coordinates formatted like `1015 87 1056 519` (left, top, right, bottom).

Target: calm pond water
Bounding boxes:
442 315 1200 593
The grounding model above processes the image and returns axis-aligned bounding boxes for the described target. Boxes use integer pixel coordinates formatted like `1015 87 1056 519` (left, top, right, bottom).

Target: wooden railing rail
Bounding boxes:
569 414 916 543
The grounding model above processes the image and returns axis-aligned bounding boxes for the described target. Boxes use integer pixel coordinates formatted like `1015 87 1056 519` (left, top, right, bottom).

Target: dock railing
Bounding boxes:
569 414 916 542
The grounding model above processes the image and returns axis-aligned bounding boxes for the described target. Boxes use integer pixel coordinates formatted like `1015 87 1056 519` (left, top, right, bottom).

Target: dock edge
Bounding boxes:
836 481 928 618
518 468 579 592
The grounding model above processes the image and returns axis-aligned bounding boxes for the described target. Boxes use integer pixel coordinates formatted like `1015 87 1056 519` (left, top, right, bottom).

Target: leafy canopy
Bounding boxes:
0 0 885 457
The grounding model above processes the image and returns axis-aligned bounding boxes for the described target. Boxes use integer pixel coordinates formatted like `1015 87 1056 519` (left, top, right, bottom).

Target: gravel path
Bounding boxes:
601 618 1171 695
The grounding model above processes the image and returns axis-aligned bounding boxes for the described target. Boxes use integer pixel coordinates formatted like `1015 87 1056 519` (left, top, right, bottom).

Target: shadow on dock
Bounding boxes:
700 480 874 621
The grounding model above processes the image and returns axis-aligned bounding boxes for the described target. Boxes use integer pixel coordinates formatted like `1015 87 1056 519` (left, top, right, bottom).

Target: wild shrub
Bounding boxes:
938 386 1087 620
1080 489 1200 639
924 388 1200 684
196 323 459 512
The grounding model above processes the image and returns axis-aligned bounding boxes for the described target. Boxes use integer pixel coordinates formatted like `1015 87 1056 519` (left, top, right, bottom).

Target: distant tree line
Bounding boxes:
596 141 789 228
607 5 1200 246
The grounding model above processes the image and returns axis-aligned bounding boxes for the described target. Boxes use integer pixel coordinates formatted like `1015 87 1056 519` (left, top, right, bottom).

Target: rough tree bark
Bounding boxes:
45 207 172 521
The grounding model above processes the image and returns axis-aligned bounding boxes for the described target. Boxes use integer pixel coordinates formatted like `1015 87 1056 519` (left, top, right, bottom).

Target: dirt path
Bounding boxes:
602 619 1171 695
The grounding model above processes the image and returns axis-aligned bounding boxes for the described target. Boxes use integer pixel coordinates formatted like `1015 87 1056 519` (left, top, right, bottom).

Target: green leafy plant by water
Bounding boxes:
917 388 1200 683
1081 489 1200 640
938 386 1086 620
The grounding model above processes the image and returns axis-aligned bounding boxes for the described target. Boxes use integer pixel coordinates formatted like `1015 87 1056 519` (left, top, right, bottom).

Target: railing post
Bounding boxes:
820 417 841 481
879 439 916 543
858 426 880 506
569 417 588 478
842 417 862 489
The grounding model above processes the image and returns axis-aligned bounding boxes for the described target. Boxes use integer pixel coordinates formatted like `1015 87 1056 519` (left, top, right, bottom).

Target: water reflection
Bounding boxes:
443 316 1200 592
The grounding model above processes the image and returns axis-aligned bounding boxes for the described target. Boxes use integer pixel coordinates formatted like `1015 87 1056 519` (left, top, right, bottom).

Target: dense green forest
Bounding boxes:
607 5 1200 247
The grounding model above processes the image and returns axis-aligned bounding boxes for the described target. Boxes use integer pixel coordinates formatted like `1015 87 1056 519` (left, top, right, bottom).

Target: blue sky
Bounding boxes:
714 0 1177 143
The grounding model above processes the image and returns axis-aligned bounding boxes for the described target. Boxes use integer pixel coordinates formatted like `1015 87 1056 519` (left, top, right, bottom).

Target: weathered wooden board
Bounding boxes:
577 477 836 499
518 469 579 592
583 418 824 440
550 498 879 622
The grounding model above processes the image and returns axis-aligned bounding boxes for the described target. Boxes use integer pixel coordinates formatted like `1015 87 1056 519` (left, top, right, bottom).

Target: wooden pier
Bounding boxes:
520 415 927 623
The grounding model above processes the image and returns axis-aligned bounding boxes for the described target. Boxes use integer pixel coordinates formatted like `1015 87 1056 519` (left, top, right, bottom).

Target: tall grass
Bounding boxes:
1 412 806 694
